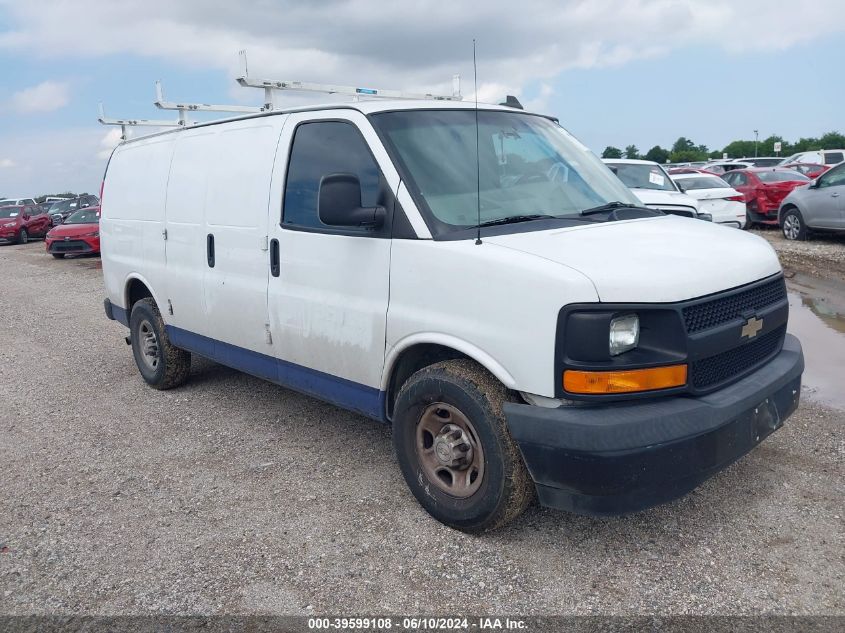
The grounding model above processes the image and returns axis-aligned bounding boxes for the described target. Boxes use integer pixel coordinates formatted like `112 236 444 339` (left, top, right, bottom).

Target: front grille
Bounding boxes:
50 240 91 253
683 277 786 333
691 325 786 390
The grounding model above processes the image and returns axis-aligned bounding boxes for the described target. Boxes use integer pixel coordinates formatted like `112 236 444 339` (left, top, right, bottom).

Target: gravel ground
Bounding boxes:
750 228 845 280
1 242 844 617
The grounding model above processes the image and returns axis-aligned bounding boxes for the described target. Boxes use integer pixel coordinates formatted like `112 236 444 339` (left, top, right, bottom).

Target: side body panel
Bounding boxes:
101 135 176 312
384 239 599 398
267 110 399 403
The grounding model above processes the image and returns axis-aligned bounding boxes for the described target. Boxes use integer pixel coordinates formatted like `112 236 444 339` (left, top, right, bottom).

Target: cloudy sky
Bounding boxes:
1 0 843 196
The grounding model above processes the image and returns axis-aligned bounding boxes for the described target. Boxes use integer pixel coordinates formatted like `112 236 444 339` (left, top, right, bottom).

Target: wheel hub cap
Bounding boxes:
138 319 160 370
433 424 474 468
415 403 484 498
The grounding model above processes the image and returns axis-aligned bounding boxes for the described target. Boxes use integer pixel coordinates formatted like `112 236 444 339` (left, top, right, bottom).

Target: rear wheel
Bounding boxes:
392 359 533 532
17 228 28 244
129 297 191 389
782 208 807 241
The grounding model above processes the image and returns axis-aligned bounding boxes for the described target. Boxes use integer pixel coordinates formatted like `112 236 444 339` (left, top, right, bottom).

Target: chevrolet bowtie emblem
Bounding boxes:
741 316 763 339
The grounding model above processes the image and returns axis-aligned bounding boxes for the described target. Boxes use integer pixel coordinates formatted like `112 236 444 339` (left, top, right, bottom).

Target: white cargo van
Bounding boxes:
101 100 804 531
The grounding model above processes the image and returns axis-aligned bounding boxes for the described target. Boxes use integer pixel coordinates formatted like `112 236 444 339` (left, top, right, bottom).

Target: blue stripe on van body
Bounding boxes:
165 325 387 422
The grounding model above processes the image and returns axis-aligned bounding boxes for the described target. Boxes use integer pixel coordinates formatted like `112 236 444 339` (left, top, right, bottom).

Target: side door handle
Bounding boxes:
832 192 840 198
207 233 215 268
270 238 280 277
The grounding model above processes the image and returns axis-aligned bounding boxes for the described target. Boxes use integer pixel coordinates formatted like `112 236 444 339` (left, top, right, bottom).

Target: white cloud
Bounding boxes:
0 1 842 103
97 128 123 160
0 158 16 168
9 80 70 113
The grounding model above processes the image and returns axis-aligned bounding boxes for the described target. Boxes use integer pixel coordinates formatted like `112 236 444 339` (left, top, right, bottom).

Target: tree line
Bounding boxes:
601 131 845 163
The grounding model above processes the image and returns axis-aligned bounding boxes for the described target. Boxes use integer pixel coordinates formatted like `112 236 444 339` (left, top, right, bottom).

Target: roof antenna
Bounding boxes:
473 39 482 246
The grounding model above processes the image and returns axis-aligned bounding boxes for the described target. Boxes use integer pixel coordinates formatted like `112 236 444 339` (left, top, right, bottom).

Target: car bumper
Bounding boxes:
46 236 100 254
503 334 804 516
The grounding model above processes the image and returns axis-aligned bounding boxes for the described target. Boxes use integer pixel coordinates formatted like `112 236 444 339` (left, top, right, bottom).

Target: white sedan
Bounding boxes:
670 173 747 228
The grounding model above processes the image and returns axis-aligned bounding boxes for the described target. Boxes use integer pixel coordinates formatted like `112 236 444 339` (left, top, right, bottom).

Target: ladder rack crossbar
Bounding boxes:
236 76 463 102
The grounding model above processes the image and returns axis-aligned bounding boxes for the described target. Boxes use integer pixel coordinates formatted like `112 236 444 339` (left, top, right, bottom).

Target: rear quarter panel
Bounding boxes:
101 135 176 310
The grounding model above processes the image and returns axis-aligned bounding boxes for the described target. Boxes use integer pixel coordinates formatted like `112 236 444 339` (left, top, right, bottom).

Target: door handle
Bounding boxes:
270 238 280 277
832 192 840 198
207 233 215 268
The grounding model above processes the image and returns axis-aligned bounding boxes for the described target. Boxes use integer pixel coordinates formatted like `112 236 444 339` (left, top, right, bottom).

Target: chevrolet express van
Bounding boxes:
101 101 804 531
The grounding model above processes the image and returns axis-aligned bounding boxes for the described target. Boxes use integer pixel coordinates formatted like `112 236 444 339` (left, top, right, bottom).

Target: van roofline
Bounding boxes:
115 100 558 145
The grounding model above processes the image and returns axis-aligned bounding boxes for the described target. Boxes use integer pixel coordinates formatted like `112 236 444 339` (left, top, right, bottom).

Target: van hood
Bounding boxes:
631 188 699 210
484 215 782 303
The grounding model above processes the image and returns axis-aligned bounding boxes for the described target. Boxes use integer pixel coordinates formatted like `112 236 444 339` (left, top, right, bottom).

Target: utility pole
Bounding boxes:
754 129 759 158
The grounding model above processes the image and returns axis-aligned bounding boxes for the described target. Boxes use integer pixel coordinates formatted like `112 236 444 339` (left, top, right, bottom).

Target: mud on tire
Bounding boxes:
392 359 534 532
129 297 191 390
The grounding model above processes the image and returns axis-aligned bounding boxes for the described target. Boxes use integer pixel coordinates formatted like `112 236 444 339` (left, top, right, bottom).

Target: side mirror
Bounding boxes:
318 173 385 228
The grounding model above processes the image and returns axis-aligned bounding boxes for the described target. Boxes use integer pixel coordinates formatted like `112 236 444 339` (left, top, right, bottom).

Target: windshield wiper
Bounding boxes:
477 214 554 227
580 201 649 216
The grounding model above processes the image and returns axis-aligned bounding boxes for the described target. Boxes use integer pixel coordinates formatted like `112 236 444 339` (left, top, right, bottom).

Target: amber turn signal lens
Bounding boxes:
563 364 687 394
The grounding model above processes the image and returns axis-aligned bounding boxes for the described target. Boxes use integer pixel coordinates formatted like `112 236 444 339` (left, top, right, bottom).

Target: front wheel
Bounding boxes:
392 360 534 532
51 253 64 259
129 297 191 389
17 228 28 244
782 208 807 241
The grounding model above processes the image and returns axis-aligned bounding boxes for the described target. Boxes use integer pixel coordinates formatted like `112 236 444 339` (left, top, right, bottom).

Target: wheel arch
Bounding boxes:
123 274 161 314
381 334 518 420
778 202 800 225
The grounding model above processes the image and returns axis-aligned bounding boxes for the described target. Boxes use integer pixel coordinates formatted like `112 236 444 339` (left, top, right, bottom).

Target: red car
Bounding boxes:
721 168 811 225
0 204 51 244
783 163 831 180
45 206 101 258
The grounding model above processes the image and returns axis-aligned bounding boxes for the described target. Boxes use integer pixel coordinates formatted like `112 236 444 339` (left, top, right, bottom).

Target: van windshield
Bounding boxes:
371 110 638 236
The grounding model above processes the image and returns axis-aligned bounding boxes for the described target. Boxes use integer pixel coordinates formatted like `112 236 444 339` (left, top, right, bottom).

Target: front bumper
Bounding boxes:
46 236 99 254
504 334 804 516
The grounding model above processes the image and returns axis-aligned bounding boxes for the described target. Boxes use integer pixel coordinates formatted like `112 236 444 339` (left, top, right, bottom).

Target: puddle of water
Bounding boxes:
786 278 845 411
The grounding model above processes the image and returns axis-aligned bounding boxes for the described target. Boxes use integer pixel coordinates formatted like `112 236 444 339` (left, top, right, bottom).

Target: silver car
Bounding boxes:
779 163 845 240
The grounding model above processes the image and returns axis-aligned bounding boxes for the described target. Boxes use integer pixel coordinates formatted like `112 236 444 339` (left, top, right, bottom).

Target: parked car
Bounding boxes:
0 196 36 207
48 195 99 226
671 173 747 228
668 167 718 176
778 163 845 240
602 159 706 220
45 206 101 258
100 101 803 531
0 204 51 244
701 161 754 175
721 168 811 226
783 163 831 180
779 150 845 167
732 157 782 168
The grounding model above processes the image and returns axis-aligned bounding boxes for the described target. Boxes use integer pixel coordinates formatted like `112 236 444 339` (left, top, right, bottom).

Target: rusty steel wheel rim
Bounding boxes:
415 402 484 498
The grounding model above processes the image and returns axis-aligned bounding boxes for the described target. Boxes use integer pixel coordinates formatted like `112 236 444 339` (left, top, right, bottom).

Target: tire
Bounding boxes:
129 297 191 389
782 208 807 241
51 253 64 259
17 228 28 244
392 359 534 532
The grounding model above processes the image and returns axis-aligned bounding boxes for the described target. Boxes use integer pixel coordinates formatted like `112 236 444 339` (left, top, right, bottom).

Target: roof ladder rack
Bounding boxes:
97 102 186 140
235 50 462 110
154 79 264 123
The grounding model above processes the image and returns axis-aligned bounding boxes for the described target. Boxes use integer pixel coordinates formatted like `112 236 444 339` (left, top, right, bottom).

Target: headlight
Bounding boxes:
84 230 99 237
609 314 639 356
2 222 16 228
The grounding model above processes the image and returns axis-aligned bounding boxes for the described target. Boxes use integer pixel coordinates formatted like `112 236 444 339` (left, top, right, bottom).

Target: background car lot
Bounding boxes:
1 241 843 615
